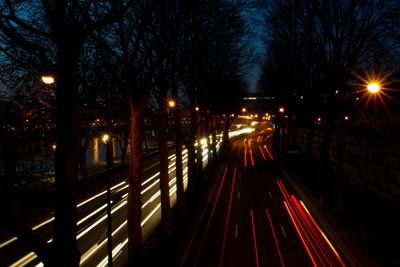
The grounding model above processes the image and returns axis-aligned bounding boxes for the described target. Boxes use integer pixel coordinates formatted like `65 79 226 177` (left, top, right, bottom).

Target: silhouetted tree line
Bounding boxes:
259 0 400 210
0 0 247 266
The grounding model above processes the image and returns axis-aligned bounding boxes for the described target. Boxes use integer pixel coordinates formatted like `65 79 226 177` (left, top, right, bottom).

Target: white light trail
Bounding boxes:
8 148 192 267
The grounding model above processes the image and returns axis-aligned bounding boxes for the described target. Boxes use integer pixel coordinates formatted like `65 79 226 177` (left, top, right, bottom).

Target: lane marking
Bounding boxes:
238 192 241 200
269 191 272 198
250 210 260 267
280 224 287 238
218 168 237 267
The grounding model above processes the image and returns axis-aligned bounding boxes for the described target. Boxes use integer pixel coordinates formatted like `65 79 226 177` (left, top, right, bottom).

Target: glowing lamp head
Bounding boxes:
102 134 110 143
279 107 284 113
242 108 246 112
41 75 55 84
168 100 175 108
367 83 380 93
344 116 349 121
195 106 200 111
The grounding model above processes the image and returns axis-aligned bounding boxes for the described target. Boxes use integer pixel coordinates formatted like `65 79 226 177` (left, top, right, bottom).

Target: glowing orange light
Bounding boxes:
367 83 380 93
102 134 110 143
168 100 175 108
317 117 321 122
279 107 284 113
344 116 349 121
195 106 199 111
41 75 55 84
242 108 246 112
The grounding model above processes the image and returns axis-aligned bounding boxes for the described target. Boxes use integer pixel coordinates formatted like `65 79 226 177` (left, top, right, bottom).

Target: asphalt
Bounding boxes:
148 131 363 267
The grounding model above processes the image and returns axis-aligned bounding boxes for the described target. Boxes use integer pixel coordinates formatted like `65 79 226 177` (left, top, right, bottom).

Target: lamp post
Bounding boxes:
102 134 113 267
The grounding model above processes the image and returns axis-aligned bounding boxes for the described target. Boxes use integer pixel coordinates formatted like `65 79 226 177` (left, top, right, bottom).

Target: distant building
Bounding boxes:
240 94 276 115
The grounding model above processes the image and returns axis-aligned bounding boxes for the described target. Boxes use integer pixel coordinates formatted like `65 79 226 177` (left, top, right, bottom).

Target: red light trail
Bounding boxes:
250 210 260 267
194 167 228 266
219 168 237 267
277 180 346 267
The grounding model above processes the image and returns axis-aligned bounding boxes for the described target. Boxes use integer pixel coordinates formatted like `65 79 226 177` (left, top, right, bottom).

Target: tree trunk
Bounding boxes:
222 116 230 148
335 120 345 212
172 88 185 214
206 118 212 165
120 129 129 164
187 109 197 193
158 87 172 237
127 94 147 266
79 137 90 180
211 114 217 162
52 36 82 267
273 119 281 153
195 110 203 181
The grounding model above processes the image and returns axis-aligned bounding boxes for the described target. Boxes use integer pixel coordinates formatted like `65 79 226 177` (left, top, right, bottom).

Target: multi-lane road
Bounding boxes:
0 137 219 267
0 129 350 267
186 131 349 267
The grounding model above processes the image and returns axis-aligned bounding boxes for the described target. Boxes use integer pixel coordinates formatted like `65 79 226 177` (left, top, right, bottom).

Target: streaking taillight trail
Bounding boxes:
277 180 346 267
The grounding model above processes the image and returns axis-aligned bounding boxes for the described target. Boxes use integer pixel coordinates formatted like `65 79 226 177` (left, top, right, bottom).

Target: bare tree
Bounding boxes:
0 1 124 265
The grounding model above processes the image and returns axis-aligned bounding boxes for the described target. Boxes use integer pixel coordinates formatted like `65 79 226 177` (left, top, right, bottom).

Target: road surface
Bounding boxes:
185 131 348 267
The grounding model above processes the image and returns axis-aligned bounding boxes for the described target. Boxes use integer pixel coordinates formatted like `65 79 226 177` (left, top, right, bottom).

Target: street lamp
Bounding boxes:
102 134 113 267
195 106 200 111
102 134 110 143
242 107 246 112
41 75 55 85
367 83 380 93
279 107 285 113
168 100 175 108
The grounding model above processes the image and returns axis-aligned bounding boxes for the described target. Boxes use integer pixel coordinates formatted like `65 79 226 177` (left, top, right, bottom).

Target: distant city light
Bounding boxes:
279 107 284 113
195 106 200 111
242 108 246 112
